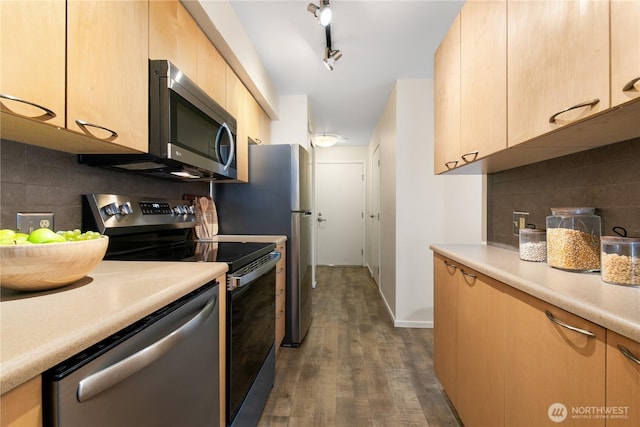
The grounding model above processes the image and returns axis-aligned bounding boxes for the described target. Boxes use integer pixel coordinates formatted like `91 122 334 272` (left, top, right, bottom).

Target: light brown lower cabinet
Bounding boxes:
433 254 636 427
606 331 640 427
275 242 286 353
0 376 42 427
504 287 606 427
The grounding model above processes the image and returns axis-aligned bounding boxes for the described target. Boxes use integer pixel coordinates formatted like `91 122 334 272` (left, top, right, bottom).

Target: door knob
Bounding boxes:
317 217 327 222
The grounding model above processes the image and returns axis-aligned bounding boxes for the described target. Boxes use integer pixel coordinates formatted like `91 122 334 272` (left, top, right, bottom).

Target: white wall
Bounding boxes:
370 79 484 328
270 95 311 151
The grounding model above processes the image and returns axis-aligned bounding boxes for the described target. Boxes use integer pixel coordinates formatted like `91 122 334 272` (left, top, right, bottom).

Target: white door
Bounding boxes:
370 147 381 285
316 162 365 266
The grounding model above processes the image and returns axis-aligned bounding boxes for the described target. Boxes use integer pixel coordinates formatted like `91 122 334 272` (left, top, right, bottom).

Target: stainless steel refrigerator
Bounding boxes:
214 144 313 347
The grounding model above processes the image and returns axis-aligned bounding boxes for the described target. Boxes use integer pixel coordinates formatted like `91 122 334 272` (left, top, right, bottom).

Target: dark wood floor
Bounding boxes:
258 266 462 427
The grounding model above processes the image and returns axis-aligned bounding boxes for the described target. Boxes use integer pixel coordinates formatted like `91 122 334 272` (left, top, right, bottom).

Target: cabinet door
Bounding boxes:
225 67 249 182
460 0 506 163
67 0 148 152
434 14 460 174
275 242 287 352
606 331 640 427
196 30 227 110
505 288 606 427
149 0 198 80
611 0 640 107
0 376 42 427
507 0 609 147
0 0 65 128
433 254 459 406
456 265 505 427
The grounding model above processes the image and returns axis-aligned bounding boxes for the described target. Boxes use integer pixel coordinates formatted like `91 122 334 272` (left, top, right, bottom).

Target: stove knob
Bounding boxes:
187 205 195 215
182 205 190 214
119 202 133 216
102 202 119 217
173 205 183 215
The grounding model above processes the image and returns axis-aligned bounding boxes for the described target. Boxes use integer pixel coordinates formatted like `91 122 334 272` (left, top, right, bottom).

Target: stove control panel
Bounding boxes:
83 194 198 235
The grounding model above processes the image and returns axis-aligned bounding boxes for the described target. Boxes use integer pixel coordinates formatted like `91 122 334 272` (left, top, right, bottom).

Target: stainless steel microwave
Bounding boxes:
79 60 237 181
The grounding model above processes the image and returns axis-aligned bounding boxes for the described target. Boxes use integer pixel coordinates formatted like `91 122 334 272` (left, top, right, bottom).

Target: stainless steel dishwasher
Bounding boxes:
43 280 220 427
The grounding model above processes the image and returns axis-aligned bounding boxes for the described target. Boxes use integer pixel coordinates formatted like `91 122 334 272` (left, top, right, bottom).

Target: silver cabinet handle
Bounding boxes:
461 151 479 163
75 119 118 141
443 260 457 271
445 160 458 170
77 294 218 402
548 98 600 123
617 344 640 366
0 93 57 120
622 77 640 92
460 269 477 279
544 310 596 338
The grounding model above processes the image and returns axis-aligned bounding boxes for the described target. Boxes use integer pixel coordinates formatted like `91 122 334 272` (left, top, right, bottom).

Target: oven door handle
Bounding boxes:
229 251 281 290
76 294 218 402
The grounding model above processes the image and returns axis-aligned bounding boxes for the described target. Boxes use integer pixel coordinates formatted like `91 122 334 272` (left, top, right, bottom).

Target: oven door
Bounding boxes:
226 251 280 424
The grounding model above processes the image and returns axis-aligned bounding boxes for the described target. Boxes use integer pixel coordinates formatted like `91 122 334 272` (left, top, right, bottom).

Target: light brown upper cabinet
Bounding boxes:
611 0 640 107
225 67 249 182
460 0 507 164
507 0 610 148
149 0 198 82
434 14 461 174
0 0 65 129
196 30 227 110
67 0 148 152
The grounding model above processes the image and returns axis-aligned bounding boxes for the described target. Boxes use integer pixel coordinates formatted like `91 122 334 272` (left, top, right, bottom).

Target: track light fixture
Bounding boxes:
307 1 332 26
307 0 342 71
323 48 342 71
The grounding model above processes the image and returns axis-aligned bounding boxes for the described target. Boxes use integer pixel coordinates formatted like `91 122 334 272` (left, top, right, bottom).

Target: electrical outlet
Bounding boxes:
17 212 54 233
512 211 529 235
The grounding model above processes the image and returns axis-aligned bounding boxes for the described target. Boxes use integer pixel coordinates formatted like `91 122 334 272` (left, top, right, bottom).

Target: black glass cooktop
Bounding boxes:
104 237 275 272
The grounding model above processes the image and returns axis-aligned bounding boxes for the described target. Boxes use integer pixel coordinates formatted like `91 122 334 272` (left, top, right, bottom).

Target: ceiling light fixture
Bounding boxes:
307 1 332 26
315 134 341 148
323 48 342 71
307 0 342 71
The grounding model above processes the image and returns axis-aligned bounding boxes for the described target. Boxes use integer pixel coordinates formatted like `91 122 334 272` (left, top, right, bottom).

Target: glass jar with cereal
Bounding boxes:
601 236 640 286
546 207 601 272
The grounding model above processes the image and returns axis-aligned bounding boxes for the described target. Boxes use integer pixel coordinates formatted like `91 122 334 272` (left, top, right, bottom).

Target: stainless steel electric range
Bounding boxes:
80 193 279 427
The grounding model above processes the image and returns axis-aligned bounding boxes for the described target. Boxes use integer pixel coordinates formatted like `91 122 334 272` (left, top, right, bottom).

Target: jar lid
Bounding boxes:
601 236 640 244
550 207 596 215
520 228 546 234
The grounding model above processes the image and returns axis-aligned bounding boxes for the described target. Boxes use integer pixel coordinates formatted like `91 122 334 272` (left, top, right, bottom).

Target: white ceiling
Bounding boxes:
228 0 464 147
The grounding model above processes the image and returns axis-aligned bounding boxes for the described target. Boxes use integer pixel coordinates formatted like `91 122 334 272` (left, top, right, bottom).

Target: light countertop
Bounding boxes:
0 261 227 394
430 244 640 342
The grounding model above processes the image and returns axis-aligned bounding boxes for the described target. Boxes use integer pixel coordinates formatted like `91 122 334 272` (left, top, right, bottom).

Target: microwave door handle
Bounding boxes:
76 295 217 402
221 122 235 171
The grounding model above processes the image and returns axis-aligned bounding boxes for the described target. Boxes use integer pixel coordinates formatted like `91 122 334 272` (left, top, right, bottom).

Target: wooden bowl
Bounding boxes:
0 236 108 291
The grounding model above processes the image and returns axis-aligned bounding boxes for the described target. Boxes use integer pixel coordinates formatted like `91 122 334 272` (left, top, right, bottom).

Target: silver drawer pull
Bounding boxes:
460 269 477 279
461 151 479 163
548 98 600 124
75 119 119 141
544 310 596 338
443 260 457 271
0 93 57 120
622 77 640 92
445 160 458 169
617 344 640 366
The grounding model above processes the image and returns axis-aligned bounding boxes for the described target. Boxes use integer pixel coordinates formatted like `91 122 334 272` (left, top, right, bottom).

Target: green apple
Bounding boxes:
0 229 16 240
27 228 66 244
14 232 29 242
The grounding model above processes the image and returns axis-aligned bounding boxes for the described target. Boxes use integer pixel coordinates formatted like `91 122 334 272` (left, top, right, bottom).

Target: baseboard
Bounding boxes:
394 320 434 329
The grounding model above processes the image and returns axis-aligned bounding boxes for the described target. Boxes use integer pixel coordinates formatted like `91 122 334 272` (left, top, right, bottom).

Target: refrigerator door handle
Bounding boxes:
291 209 312 216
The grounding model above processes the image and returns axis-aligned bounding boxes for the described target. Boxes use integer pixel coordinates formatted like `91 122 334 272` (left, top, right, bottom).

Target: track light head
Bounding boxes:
323 48 342 71
307 1 332 26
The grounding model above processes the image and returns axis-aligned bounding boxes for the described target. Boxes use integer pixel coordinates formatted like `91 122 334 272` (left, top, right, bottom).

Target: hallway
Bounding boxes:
258 266 462 427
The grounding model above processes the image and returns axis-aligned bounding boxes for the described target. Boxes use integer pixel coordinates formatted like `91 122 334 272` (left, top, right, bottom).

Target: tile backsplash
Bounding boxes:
487 137 640 249
0 139 209 231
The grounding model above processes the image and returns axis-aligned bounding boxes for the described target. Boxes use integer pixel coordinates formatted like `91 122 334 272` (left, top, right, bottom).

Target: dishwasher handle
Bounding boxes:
77 294 218 402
